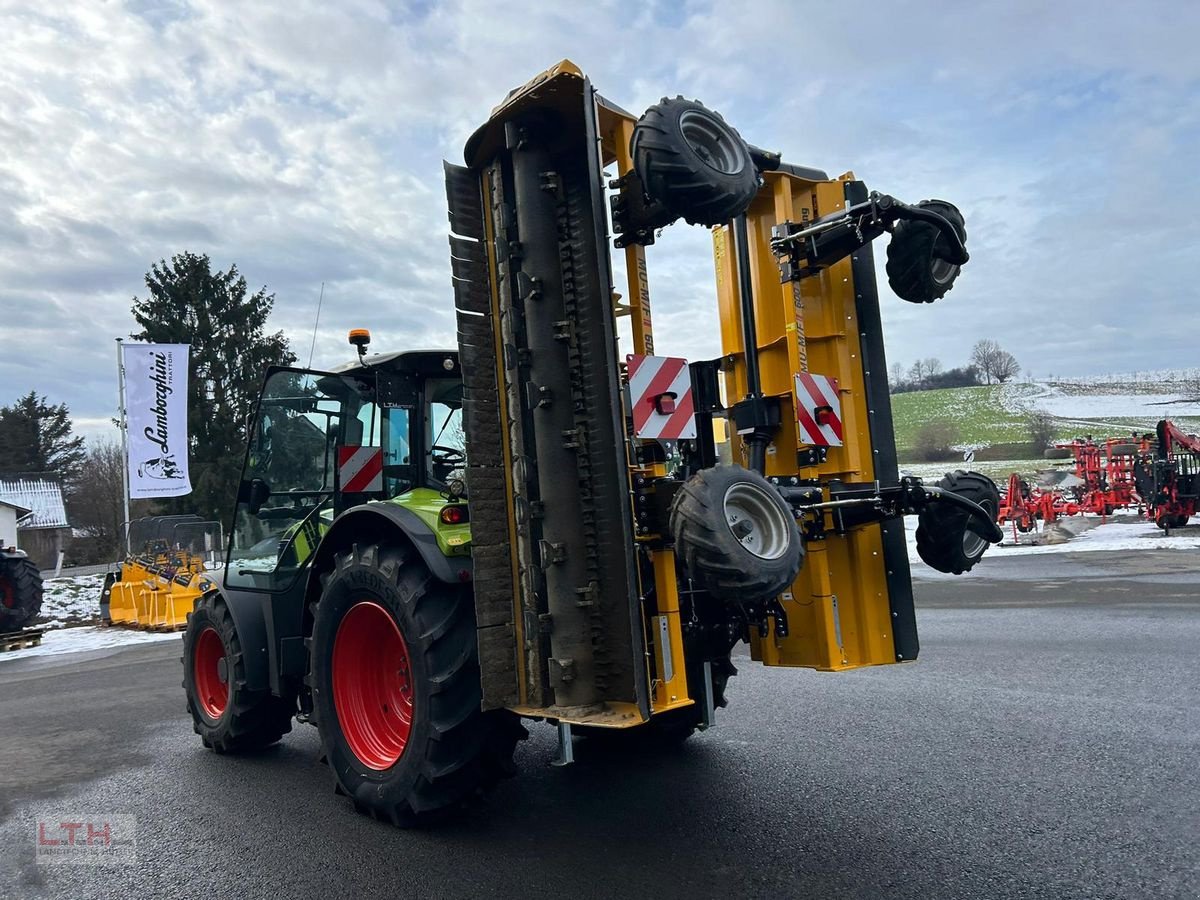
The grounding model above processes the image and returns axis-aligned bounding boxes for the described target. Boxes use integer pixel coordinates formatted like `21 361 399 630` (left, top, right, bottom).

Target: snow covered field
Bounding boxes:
999 376 1200 433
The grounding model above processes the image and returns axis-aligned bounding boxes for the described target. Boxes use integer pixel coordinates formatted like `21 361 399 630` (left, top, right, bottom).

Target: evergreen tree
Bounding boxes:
130 252 294 525
0 391 87 486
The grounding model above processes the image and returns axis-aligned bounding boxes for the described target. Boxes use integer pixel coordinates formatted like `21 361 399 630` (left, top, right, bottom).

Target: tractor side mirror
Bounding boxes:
239 478 272 515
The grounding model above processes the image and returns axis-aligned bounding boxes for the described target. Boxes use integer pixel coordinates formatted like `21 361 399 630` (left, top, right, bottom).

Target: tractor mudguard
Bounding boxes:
203 582 272 693
308 502 472 587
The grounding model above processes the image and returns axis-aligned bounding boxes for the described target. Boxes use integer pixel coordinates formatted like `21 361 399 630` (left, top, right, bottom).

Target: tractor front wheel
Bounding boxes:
308 542 524 826
182 590 295 753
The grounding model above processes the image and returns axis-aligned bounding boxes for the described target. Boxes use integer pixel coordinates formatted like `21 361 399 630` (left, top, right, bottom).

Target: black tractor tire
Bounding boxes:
916 470 1001 574
1109 443 1139 457
308 542 525 827
1043 447 1072 460
885 199 967 304
0 554 42 632
670 465 804 603
182 590 295 753
632 97 760 226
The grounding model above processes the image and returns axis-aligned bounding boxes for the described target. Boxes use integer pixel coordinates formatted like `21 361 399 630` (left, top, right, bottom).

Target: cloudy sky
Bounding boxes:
1 0 1197 442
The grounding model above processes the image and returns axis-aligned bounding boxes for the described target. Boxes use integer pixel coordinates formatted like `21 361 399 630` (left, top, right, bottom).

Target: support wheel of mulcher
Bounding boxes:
183 590 295 753
670 465 804 602
308 542 525 827
0 554 43 632
632 97 760 226
885 199 966 303
916 470 1001 574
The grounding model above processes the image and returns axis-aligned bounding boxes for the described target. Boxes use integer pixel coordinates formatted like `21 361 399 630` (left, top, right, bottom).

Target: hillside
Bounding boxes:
892 374 1200 457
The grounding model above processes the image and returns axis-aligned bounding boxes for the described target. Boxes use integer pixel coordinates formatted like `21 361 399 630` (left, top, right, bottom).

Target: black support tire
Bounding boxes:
670 465 803 602
308 542 524 827
1043 447 1072 460
0 554 42 632
885 199 966 304
632 97 760 226
916 470 1001 574
1109 443 1139 457
182 590 295 753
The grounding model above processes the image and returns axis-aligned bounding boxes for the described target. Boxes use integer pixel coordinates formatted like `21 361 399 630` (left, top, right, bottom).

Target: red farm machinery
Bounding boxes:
1136 420 1200 530
1000 425 1199 537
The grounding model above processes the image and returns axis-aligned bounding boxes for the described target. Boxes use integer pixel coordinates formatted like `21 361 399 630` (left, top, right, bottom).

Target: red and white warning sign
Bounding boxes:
337 445 384 493
627 354 696 441
794 373 843 447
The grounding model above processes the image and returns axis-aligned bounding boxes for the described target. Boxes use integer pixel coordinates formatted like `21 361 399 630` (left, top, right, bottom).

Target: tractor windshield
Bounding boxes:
226 368 378 592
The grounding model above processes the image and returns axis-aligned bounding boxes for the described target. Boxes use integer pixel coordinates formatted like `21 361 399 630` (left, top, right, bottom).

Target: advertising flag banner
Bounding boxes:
122 343 192 499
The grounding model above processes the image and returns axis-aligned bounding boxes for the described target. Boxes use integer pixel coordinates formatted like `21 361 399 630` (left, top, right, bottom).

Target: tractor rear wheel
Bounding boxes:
0 554 42 632
632 97 760 226
670 465 804 603
182 590 295 753
308 542 524 826
916 471 1001 574
885 200 967 304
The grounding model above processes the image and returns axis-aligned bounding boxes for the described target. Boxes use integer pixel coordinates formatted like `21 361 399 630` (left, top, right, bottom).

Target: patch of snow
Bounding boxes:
905 516 1200 566
38 573 107 627
0 626 180 662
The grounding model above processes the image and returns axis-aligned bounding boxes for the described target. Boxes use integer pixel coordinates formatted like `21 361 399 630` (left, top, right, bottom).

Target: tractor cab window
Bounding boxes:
226 369 373 592
426 379 466 486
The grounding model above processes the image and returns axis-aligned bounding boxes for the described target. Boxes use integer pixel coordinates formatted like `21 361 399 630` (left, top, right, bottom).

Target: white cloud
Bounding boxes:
1 0 1198 442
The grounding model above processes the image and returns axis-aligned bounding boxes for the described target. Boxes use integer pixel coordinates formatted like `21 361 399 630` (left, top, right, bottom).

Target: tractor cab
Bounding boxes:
225 340 468 596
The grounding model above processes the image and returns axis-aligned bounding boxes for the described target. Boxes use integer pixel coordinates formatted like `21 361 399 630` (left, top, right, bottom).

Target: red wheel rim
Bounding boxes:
333 601 414 771
193 626 229 720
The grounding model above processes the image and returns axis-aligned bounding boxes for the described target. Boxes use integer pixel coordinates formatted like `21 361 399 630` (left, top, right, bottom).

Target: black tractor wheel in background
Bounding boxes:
632 97 760 226
916 470 1001 574
0 554 43 632
670 465 804 602
308 542 525 827
1109 443 1139 457
885 199 967 304
182 590 295 753
1043 447 1072 460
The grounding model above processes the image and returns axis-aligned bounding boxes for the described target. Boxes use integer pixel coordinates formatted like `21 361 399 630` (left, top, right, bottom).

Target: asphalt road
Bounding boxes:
1 549 1197 899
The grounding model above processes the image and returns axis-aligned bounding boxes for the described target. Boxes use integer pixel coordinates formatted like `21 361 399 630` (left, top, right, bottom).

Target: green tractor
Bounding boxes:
183 341 524 822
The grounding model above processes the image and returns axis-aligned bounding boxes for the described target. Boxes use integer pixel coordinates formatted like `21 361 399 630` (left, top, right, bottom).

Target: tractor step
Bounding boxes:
0 627 45 653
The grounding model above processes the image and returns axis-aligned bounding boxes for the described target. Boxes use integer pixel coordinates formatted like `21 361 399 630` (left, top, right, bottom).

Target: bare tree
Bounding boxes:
970 340 1001 385
923 357 943 378
908 359 929 385
993 350 1021 383
69 439 126 560
913 420 959 461
889 362 905 390
1027 413 1056 454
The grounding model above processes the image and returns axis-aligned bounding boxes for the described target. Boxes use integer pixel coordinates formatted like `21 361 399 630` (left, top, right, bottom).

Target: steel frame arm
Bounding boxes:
769 191 969 282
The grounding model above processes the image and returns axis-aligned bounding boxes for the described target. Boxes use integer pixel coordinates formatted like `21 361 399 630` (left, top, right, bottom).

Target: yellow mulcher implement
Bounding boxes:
102 516 220 631
179 61 1003 825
